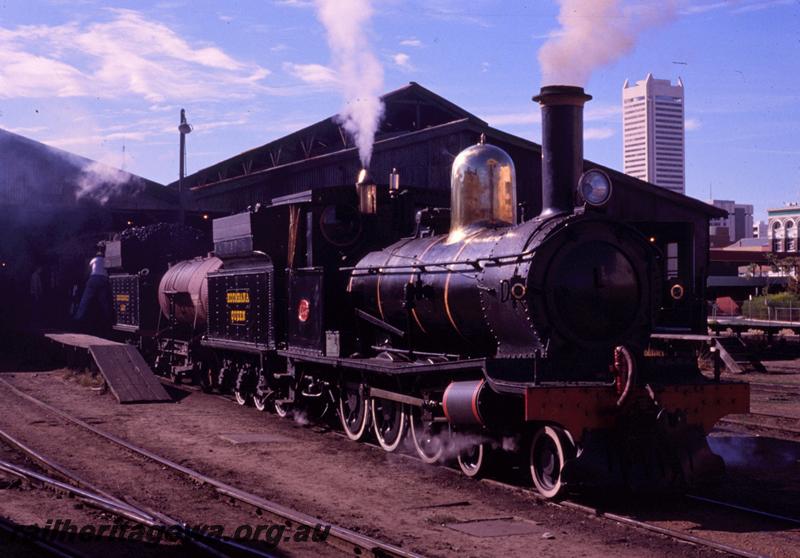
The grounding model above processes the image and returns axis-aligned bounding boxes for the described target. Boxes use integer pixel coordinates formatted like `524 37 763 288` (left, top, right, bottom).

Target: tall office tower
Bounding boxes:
622 74 685 195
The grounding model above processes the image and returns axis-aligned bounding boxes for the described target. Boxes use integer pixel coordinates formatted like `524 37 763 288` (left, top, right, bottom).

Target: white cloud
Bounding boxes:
584 127 615 140
731 0 793 13
585 104 622 121
680 0 792 15
532 29 565 40
685 117 701 130
400 37 423 47
193 117 250 134
273 0 314 7
680 1 730 15
485 111 540 127
484 103 619 128
283 62 338 86
392 52 414 71
0 10 270 102
423 2 491 27
4 125 48 135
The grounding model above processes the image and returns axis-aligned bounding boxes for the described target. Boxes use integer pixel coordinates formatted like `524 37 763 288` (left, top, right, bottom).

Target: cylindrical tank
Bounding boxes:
158 256 222 328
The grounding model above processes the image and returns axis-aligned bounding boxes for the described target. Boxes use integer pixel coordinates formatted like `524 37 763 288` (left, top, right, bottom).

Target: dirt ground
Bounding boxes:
0 367 739 558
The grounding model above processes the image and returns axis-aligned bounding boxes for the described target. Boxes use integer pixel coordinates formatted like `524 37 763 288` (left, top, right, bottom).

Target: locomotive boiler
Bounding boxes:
349 87 656 382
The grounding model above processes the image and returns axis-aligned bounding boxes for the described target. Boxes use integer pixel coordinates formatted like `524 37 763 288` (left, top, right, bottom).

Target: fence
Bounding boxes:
715 300 800 323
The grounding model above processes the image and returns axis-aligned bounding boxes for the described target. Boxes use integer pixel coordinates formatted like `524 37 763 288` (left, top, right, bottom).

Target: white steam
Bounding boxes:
75 160 143 204
293 409 310 426
538 0 677 86
315 0 384 168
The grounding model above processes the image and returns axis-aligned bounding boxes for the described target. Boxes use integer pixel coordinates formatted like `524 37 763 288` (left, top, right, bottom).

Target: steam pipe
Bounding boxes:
533 85 592 217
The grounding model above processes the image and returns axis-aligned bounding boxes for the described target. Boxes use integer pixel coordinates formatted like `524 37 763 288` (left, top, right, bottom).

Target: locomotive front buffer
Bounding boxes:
522 378 750 495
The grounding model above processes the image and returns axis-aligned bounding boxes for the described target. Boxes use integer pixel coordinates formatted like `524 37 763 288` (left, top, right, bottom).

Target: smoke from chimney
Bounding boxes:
538 0 677 86
315 0 384 168
75 160 144 205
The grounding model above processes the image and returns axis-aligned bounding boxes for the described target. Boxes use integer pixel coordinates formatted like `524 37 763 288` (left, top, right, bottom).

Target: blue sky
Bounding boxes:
0 0 797 221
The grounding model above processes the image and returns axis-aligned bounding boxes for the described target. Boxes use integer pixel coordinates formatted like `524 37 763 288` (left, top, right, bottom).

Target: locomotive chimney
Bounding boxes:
356 168 377 214
533 85 592 217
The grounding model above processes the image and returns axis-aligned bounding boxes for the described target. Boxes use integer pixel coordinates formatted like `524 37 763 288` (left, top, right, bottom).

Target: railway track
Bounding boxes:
177 376 800 558
0 456 245 558
0 514 89 558
4 375 799 558
0 376 422 558
719 412 800 437
750 383 800 394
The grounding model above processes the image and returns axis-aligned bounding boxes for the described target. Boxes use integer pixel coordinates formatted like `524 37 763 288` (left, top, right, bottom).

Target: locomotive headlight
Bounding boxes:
578 169 612 207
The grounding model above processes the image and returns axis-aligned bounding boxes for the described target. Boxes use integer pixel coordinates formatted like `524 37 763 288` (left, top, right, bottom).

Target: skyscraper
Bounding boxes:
622 74 685 195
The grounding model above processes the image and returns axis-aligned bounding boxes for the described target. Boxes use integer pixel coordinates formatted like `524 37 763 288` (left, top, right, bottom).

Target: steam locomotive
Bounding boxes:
105 86 748 498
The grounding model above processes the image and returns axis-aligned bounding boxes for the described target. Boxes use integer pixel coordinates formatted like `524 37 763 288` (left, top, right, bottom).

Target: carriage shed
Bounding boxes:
0 128 193 332
176 82 725 333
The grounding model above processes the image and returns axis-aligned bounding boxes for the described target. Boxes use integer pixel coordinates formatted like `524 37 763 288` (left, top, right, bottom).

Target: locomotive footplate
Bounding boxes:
525 382 750 491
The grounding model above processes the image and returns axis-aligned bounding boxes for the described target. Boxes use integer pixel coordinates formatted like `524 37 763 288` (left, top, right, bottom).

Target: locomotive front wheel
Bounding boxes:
371 399 406 452
458 442 488 478
530 426 574 499
234 390 248 406
339 383 370 441
410 408 446 464
253 394 268 412
273 399 292 418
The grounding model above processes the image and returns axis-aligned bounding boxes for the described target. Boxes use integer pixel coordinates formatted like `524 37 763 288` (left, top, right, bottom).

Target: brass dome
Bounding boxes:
449 136 517 242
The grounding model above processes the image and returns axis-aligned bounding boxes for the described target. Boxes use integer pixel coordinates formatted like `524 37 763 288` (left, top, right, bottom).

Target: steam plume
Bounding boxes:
75 160 144 204
315 0 384 168
538 0 677 86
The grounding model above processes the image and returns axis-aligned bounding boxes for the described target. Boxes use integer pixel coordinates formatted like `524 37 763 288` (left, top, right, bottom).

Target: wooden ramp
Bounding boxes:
45 333 171 404
715 335 765 375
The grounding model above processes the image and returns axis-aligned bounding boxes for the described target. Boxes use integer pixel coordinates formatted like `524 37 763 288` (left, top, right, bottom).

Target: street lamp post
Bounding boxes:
178 108 193 224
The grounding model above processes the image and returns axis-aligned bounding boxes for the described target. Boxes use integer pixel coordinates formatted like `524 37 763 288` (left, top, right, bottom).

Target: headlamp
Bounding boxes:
578 169 612 207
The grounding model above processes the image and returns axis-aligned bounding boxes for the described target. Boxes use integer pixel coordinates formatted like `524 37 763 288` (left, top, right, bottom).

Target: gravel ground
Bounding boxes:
1 366 797 558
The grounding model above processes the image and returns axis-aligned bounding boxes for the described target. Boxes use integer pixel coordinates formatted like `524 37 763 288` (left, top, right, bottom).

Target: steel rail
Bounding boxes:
0 459 238 558
0 418 275 558
0 459 159 527
10 375 786 558
719 415 800 436
559 499 766 558
750 383 800 392
0 514 90 558
180 378 788 558
343 425 787 558
686 494 800 527
0 448 280 558
0 426 144 516
345 430 776 558
0 377 423 558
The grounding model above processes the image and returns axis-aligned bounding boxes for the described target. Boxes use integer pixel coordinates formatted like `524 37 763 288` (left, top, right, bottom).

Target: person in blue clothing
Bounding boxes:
73 244 113 335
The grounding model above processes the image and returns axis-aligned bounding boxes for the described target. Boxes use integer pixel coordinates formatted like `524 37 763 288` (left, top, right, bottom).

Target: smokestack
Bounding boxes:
356 168 377 214
533 85 591 217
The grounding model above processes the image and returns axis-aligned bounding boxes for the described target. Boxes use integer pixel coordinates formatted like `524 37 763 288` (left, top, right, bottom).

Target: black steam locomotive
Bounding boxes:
105 86 748 498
